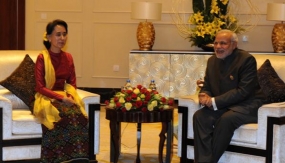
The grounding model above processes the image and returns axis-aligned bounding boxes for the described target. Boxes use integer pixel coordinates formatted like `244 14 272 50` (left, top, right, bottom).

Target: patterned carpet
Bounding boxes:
97 106 180 163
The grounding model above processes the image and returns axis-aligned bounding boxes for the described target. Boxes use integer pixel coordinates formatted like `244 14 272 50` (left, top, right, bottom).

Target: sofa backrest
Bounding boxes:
0 50 40 89
253 54 285 82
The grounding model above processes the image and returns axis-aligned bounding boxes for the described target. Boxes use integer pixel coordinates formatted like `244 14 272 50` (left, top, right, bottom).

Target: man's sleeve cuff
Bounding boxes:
211 97 218 111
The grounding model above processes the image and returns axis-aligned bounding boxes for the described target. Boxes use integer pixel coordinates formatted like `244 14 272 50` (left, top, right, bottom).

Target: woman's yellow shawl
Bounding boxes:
33 50 87 129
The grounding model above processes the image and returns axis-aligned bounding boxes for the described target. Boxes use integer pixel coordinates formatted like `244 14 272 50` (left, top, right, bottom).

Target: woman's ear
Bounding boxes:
47 35 51 42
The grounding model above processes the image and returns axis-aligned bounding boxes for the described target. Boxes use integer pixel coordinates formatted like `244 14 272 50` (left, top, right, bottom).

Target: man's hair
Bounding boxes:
216 29 239 43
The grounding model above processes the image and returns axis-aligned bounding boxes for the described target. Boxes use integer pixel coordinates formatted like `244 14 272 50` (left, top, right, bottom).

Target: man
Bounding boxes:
193 29 264 163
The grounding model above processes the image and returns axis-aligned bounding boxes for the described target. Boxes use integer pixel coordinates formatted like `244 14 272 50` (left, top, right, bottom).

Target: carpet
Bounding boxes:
97 106 180 163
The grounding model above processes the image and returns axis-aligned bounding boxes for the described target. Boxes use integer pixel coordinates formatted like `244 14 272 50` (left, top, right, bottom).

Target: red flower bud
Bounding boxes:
104 100 109 105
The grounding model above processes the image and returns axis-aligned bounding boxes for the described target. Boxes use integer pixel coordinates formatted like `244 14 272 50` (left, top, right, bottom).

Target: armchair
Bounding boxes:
0 51 100 162
177 54 285 163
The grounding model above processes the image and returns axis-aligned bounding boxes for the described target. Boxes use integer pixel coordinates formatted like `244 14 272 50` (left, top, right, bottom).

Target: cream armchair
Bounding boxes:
0 51 100 162
177 54 285 163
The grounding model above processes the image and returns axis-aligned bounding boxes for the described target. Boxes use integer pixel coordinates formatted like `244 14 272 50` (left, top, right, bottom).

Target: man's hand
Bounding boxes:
198 93 212 108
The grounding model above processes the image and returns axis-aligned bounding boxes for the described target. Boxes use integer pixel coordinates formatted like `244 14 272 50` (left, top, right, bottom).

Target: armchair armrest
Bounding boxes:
0 96 13 140
177 94 199 157
256 102 285 149
178 94 199 139
76 89 101 156
76 89 100 113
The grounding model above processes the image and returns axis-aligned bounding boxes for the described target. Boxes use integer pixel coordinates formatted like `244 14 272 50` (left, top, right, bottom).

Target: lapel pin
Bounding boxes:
230 75 234 80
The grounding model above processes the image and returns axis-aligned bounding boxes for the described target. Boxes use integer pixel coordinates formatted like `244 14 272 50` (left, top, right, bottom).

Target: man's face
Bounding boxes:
213 32 237 59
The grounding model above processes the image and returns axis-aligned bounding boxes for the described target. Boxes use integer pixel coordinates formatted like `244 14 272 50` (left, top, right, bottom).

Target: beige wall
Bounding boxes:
25 0 277 88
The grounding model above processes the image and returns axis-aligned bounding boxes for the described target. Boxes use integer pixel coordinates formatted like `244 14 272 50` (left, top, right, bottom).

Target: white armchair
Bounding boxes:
177 54 285 163
0 51 101 162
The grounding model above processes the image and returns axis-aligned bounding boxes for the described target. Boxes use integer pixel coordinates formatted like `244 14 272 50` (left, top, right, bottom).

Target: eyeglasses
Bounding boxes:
213 41 232 46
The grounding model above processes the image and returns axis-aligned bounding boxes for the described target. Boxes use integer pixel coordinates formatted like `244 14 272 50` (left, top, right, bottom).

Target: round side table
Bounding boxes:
105 107 174 163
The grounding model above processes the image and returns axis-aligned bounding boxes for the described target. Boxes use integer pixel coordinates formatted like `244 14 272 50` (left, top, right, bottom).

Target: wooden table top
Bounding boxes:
105 107 174 123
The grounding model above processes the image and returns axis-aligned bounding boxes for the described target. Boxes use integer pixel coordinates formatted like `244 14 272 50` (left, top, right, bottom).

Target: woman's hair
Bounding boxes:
43 19 68 49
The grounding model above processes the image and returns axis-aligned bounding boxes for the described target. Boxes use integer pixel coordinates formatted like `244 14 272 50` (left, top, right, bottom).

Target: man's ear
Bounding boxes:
232 41 238 48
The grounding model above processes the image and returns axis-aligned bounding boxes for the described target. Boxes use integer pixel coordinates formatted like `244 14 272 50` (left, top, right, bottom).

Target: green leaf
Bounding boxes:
192 0 204 13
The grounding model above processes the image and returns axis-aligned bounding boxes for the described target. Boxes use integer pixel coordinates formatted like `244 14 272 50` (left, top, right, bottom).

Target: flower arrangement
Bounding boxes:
171 0 259 47
105 85 174 112
189 0 245 47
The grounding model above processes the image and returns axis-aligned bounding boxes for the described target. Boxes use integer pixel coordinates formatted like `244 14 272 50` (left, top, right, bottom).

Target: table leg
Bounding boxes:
159 122 167 163
166 120 173 163
136 123 142 163
110 121 121 163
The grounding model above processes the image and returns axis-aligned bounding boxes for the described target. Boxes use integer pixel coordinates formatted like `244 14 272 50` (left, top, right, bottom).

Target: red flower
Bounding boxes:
116 102 122 108
114 96 119 102
131 93 137 99
135 100 143 108
160 97 166 103
126 90 133 94
125 96 132 102
121 107 127 112
168 99 174 106
143 101 148 106
141 107 148 112
153 90 159 94
137 85 143 90
141 88 148 94
104 100 109 105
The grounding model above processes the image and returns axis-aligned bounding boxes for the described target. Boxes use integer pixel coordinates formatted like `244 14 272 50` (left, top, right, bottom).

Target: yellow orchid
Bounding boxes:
220 0 229 5
188 0 244 47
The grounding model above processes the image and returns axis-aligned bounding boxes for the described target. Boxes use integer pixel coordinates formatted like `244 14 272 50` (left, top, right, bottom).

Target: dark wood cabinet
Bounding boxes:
0 0 25 50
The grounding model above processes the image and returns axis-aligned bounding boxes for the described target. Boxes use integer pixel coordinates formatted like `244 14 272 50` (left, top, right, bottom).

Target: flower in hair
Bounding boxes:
43 32 48 41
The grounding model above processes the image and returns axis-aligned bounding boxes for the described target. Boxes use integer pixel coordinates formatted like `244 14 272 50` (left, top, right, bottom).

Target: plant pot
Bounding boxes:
201 44 214 52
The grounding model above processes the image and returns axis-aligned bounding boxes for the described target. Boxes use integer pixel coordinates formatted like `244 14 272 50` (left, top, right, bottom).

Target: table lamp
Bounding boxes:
267 3 285 53
131 2 162 51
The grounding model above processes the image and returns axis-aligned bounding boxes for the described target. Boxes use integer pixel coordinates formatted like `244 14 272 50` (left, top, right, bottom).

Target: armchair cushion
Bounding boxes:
0 54 36 111
257 59 285 103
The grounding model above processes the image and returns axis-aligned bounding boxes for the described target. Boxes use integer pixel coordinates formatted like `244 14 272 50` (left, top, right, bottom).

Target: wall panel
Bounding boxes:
34 0 82 12
26 0 277 88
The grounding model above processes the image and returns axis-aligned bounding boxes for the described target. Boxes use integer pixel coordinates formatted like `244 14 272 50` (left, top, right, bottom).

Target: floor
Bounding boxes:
96 106 180 163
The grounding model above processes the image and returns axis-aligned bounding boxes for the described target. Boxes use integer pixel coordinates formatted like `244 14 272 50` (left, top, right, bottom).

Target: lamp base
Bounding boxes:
136 22 155 51
272 23 285 53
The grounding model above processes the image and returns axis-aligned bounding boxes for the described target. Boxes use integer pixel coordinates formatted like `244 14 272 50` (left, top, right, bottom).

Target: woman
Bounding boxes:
33 19 90 163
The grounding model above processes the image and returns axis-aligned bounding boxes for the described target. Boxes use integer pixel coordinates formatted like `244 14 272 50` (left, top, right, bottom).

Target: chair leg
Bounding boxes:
88 104 101 163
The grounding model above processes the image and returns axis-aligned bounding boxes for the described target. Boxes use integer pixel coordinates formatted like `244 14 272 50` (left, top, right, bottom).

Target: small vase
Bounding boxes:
200 44 214 52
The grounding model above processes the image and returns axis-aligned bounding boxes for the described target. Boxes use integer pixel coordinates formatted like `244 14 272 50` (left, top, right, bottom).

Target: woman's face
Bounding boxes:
48 25 67 52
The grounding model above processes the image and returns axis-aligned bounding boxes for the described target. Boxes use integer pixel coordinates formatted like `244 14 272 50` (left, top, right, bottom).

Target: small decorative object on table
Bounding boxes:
105 82 174 112
104 81 174 163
